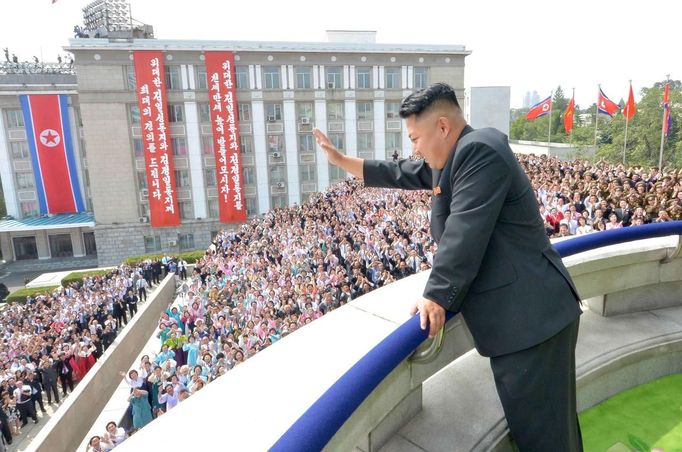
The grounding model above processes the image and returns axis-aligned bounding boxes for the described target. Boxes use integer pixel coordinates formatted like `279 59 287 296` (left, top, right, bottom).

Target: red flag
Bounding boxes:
563 97 575 134
663 82 672 136
598 88 620 117
623 83 636 121
526 96 552 120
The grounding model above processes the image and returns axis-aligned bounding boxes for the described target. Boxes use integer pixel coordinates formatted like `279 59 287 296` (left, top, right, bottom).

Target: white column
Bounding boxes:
255 65 262 90
402 121 411 158
180 65 189 90
184 101 207 219
378 66 385 89
373 99 386 160
0 111 19 217
187 64 196 90
343 65 350 89
313 65 319 90
401 66 408 89
280 65 288 90
349 65 356 89
407 66 414 89
287 65 294 90
248 65 256 89
251 99 270 214
372 66 379 89
318 65 325 89
344 100 357 158
283 99 301 205
314 99 330 192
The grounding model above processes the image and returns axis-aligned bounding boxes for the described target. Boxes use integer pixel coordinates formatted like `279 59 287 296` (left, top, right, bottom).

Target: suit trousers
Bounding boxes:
490 318 582 452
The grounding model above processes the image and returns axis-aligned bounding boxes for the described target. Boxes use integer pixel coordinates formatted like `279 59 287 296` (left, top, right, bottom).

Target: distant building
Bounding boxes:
464 86 510 136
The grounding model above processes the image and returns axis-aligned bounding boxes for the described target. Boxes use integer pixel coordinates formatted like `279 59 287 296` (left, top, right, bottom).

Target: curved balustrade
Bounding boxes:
115 222 682 452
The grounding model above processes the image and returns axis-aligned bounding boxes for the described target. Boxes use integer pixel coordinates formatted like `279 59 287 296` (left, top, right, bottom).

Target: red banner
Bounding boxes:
205 51 246 223
133 51 180 227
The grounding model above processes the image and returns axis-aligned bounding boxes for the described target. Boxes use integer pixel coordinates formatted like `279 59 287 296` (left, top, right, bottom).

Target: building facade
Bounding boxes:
0 32 469 265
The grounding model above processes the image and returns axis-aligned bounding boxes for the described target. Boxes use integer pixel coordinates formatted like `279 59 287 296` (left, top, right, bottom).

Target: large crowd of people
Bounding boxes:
0 153 681 450
0 259 167 448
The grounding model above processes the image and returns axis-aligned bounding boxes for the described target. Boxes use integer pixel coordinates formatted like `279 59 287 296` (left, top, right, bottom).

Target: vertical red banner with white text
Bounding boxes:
205 51 246 223
133 50 180 227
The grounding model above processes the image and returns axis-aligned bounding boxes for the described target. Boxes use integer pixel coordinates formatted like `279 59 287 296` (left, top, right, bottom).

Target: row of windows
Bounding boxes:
130 100 403 128
126 65 428 91
144 233 195 253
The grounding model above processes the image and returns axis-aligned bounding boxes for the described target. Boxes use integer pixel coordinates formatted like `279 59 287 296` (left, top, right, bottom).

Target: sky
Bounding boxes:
1 0 678 109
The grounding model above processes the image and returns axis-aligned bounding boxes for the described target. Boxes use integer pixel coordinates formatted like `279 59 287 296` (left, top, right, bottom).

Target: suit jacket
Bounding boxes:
363 126 581 357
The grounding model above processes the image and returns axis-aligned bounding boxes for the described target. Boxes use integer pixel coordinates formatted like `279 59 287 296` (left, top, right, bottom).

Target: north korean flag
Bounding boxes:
20 94 85 215
526 96 552 120
598 88 620 117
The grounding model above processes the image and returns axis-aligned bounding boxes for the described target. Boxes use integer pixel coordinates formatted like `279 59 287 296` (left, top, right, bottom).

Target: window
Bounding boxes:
267 135 284 153
129 105 140 126
301 193 312 204
385 67 401 89
10 142 29 159
295 66 312 89
326 67 342 89
296 102 313 122
300 164 316 182
20 201 38 217
263 66 281 89
238 103 251 122
269 166 286 184
235 66 249 90
205 168 216 187
271 196 286 209
245 197 257 216
125 66 136 90
207 200 219 219
168 104 184 123
414 67 427 89
265 103 282 121
386 102 401 119
16 172 35 189
179 202 193 220
198 103 211 123
243 167 255 185
330 134 344 150
357 101 373 120
386 132 402 150
49 234 73 258
171 137 188 156
165 66 182 90
357 132 374 151
140 202 149 217
175 169 190 187
133 138 144 158
178 233 194 251
201 136 214 155
240 135 253 154
6 110 24 128
144 236 162 253
137 171 148 190
329 163 345 181
299 134 315 153
196 66 208 90
356 66 372 89
327 102 344 120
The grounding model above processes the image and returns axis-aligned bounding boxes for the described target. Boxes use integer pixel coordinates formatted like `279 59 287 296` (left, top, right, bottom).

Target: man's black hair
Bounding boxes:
399 82 460 118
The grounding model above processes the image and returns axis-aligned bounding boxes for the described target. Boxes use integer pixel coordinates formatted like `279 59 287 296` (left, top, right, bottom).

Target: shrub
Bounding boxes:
4 286 61 304
61 269 113 287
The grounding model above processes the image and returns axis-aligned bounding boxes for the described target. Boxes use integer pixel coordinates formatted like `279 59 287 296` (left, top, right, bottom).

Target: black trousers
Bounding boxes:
31 392 45 412
17 401 37 424
490 318 582 452
138 287 146 301
43 379 60 404
59 372 74 396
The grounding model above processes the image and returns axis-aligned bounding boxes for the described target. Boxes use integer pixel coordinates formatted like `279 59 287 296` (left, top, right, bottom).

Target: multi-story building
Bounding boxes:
0 31 469 265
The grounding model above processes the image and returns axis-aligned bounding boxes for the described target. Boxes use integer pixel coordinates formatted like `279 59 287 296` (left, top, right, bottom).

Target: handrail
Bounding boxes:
270 221 682 451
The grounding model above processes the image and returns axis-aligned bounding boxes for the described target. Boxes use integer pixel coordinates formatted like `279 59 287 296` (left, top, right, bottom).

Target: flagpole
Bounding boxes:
623 80 631 164
594 84 600 154
658 74 670 170
547 90 553 149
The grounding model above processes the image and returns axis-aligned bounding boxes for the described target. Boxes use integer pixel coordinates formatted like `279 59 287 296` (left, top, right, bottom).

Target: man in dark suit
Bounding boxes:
313 83 583 451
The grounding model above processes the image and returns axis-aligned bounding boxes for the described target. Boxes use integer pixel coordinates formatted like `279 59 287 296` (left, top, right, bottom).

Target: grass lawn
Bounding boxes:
579 374 682 451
